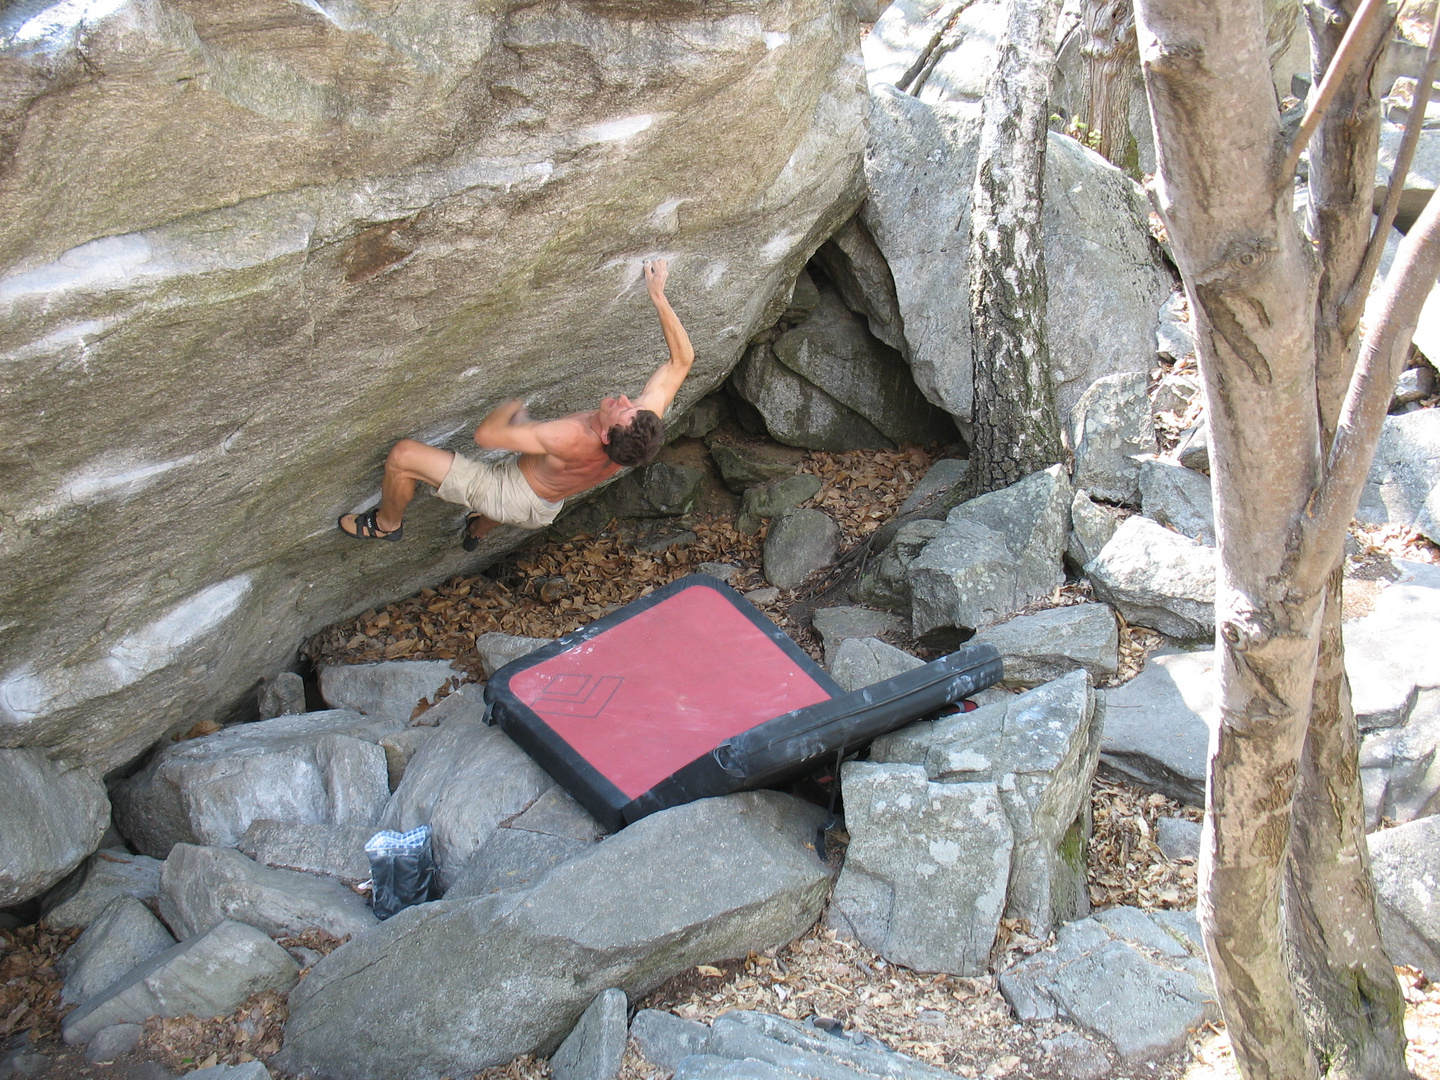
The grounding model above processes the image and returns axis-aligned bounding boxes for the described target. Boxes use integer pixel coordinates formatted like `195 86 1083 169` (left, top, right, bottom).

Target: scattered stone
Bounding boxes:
1361 688 1440 828
738 475 824 534
972 604 1119 689
112 710 397 858
1174 424 1210 474
377 727 438 789
671 394 730 441
41 848 164 930
1357 408 1440 544
705 440 807 494
1070 373 1158 507
601 463 705 518
829 637 925 692
1041 1030 1112 1080
1369 815 1440 976
814 216 909 356
829 762 1012 975
1086 516 1216 640
551 988 628 1080
239 821 375 884
58 895 175 1006
998 907 1215 1060
897 459 971 518
476 632 553 679
631 1009 712 1070
1066 490 1121 571
1393 365 1436 409
1155 817 1203 863
276 792 832 1080
159 844 378 940
733 343 894 452
867 671 1101 938
745 587 781 605
763 508 842 590
318 660 460 725
852 519 947 613
696 562 740 583
257 671 307 719
187 1062 273 1080
0 749 109 907
62 919 300 1045
811 606 909 666
910 466 1071 638
1100 648 1214 806
378 706 552 890
446 828 594 899
85 1023 144 1062
699 1010 958 1080
1154 293 1195 365
1138 459 1215 546
772 289 955 446
1346 561 1440 730
1151 369 1202 417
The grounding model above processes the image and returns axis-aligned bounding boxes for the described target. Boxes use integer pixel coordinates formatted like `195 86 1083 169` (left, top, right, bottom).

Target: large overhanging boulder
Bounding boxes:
0 0 867 774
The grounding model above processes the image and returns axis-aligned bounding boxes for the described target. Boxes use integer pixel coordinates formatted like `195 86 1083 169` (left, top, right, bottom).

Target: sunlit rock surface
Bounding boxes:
0 0 866 772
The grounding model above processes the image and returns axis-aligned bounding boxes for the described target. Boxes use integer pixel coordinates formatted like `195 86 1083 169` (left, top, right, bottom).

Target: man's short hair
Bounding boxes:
605 409 664 466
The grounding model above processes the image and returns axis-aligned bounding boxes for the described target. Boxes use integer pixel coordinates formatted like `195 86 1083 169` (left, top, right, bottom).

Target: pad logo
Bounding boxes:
531 673 623 718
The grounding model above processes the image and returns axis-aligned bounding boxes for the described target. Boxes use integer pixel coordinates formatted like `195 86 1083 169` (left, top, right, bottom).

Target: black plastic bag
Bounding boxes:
364 825 436 919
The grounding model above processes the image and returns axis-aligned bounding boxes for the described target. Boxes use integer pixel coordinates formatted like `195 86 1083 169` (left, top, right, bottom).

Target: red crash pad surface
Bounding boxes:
504 584 834 799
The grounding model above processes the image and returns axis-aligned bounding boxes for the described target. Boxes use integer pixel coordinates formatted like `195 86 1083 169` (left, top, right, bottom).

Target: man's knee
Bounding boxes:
387 439 452 486
387 439 427 470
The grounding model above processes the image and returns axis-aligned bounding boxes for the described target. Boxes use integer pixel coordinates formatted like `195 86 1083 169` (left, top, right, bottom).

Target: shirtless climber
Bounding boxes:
338 259 695 550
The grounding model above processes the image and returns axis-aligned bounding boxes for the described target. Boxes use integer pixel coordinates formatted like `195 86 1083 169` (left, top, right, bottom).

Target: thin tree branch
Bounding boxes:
1341 1 1440 333
1303 187 1440 570
1283 0 1389 181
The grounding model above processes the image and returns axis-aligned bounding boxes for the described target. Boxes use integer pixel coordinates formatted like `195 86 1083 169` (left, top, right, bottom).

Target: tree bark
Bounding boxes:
1133 0 1440 1076
967 0 1065 497
1080 0 1140 172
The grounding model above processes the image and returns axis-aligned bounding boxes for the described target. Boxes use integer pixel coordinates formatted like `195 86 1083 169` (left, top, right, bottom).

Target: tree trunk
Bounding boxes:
1079 0 1139 172
966 0 1065 497
1133 0 1439 1076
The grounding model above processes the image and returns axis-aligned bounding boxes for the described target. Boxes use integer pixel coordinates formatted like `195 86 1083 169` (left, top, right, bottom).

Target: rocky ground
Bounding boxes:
5 423 1439 1080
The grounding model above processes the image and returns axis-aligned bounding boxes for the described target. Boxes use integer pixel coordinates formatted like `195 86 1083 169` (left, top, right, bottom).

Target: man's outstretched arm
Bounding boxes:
635 259 696 416
474 400 553 455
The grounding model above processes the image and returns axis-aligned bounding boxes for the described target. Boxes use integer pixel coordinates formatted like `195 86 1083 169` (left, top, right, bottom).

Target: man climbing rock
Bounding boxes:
339 259 695 550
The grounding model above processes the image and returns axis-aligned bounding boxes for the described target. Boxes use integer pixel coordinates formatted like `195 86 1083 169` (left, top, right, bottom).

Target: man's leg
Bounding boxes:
340 439 454 537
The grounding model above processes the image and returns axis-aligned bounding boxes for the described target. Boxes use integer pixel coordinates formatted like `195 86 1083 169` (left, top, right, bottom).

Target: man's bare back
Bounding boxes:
338 259 695 546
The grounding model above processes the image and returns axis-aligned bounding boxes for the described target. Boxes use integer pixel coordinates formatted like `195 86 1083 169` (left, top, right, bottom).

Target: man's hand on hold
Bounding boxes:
644 258 669 298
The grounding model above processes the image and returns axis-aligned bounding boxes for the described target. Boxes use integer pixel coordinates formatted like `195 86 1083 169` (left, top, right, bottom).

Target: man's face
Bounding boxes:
598 394 640 433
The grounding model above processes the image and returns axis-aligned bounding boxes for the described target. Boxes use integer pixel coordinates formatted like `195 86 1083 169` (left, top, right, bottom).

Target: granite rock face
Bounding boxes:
1357 408 1440 544
57 895 176 1007
42 848 164 930
0 0 868 779
1100 649 1214 806
1070 373 1157 507
318 661 461 726
276 792 832 1080
972 604 1119 689
1085 516 1216 640
1368 816 1440 975
0 749 109 907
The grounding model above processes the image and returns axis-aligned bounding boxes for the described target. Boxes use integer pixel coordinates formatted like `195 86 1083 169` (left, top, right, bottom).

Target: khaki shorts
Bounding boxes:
435 454 565 530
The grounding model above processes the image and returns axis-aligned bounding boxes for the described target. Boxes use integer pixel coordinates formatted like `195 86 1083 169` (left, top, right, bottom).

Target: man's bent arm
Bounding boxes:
474 400 547 454
636 259 696 416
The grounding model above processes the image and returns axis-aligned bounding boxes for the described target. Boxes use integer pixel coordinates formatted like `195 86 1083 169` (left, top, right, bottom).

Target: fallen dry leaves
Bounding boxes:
1088 782 1202 911
141 989 288 1071
0 923 78 1043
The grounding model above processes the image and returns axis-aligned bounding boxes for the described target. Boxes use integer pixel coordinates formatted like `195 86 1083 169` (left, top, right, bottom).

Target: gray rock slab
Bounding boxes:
275 791 832 1080
631 1009 712 1070
1156 817 1202 862
897 459 971 518
1361 688 1440 828
734 343 894 452
1346 560 1440 730
738 474 824 534
868 671 1102 936
972 603 1119 688
1066 490 1122 571
829 637 925 692
159 844 378 940
763 508 841 590
112 710 397 858
1071 373 1158 507
59 895 176 1006
1101 648 1215 806
445 827 594 899
1154 292 1196 364
377 726 438 790
706 1010 957 1080
0 749 109 907
187 1063 273 1080
239 821 375 884
42 848 164 930
257 672 306 720
1358 408 1440 544
378 711 552 889
319 661 461 725
62 919 300 1045
507 784 607 842
602 463 705 518
814 216 908 356
998 906 1214 1060
851 519 946 613
0 0 866 782
1041 1031 1112 1080
706 441 808 495
1369 815 1440 975
1175 424 1210 473
1395 365 1437 408
552 988 628 1080
829 763 1012 975
1139 459 1215 546
476 632 554 679
85 1023 144 1062
812 607 908 667
1086 516 1216 640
